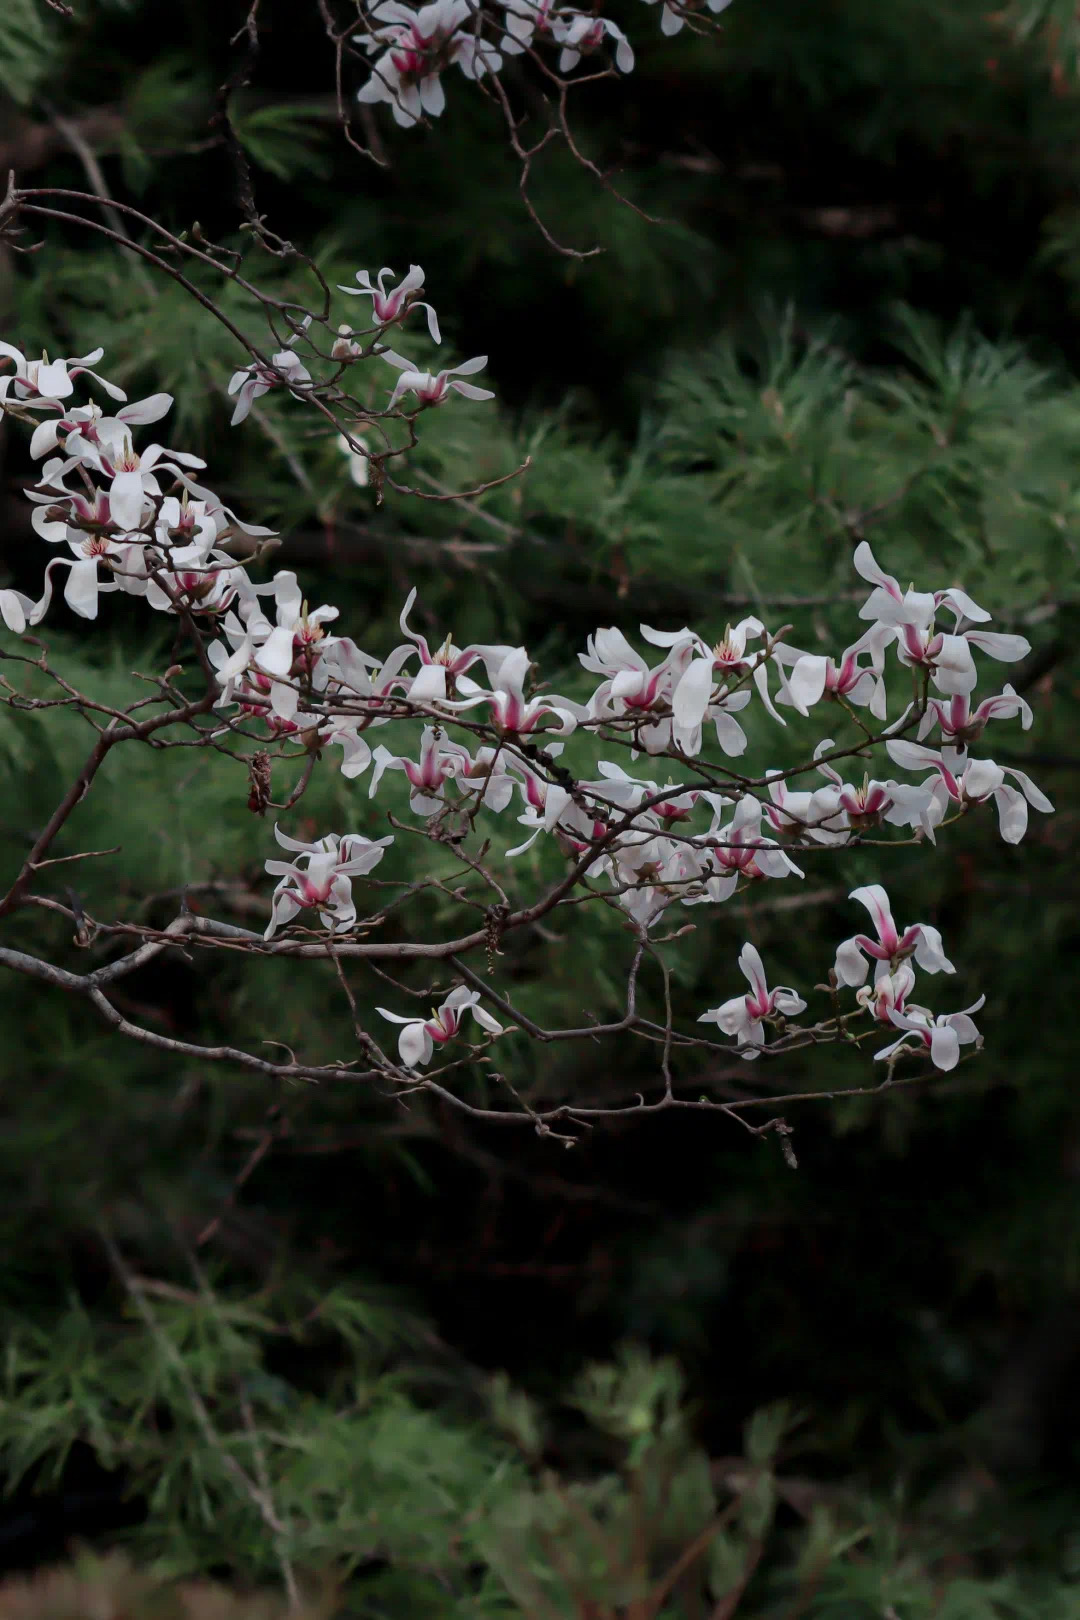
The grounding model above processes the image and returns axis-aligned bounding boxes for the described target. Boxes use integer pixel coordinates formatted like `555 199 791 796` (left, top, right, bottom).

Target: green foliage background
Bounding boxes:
2 0 1080 1614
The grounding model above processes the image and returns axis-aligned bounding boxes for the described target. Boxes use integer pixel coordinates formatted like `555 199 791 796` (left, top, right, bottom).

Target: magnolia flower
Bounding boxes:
143 552 247 617
377 984 503 1068
659 617 804 751
381 349 494 408
580 626 692 753
833 884 954 988
264 825 393 938
853 542 1030 695
0 561 62 634
369 725 473 815
875 997 985 1072
856 961 917 1026
693 794 804 903
916 685 1033 750
698 943 806 1059
554 13 634 72
498 0 559 53
0 343 125 409
762 776 846 846
885 740 1054 845
446 745 518 813
397 587 515 699
239 570 340 721
358 0 501 126
338 265 441 343
642 0 732 38
812 742 937 837
593 760 704 825
609 835 709 930
449 646 585 736
778 626 891 721
228 320 313 426
102 439 206 532
53 535 147 620
28 393 173 461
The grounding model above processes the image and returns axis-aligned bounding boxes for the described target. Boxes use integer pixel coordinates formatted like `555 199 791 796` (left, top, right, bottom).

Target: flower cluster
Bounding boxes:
350 0 725 129
0 299 489 632
0 336 1051 1084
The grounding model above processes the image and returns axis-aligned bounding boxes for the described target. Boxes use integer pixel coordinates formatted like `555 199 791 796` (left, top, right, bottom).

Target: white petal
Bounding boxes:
928 1023 961 1071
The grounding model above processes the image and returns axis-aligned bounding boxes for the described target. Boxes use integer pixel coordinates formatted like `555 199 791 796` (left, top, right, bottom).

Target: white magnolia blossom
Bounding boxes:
228 319 313 426
885 740 1054 845
642 0 732 39
554 13 634 72
854 542 1030 696
497 0 559 53
0 343 126 409
377 984 504 1068
698 943 807 1059
338 265 441 343
875 997 985 1073
264 825 393 938
833 884 954 989
692 794 803 904
778 626 890 721
29 393 173 462
915 685 1033 751
358 0 501 126
381 349 494 408
856 961 917 1027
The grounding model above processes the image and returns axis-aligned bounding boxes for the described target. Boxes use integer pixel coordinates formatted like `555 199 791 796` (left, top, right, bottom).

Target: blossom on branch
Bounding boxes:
358 0 502 127
885 740 1054 844
554 13 635 72
377 984 504 1068
641 0 732 39
0 343 125 409
264 824 393 938
228 320 313 426
853 542 1030 695
698 942 806 1059
875 997 985 1072
833 884 954 988
381 350 494 408
338 265 442 343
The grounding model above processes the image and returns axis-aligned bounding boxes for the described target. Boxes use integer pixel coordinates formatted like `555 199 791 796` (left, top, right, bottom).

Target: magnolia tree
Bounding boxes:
0 0 1054 1152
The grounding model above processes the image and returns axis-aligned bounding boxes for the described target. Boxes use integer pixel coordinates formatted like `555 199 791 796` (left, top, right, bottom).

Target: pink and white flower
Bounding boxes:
497 0 559 53
358 0 501 127
381 349 494 408
693 795 804 903
554 13 634 72
377 984 503 1068
916 685 1033 751
338 265 441 343
28 393 173 461
885 740 1054 845
641 0 732 39
853 542 1030 695
228 320 313 426
698 942 807 1059
875 997 985 1072
0 343 125 409
856 961 917 1026
264 824 393 938
778 626 891 721
833 884 954 988
369 724 470 815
